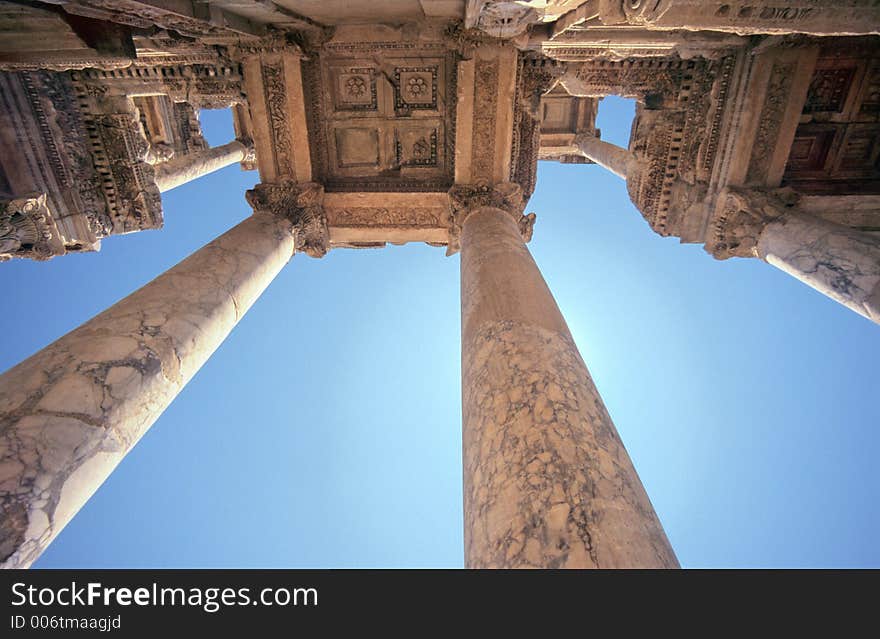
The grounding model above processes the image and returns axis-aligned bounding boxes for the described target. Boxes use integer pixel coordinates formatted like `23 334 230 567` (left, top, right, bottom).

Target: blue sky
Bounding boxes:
3 97 879 568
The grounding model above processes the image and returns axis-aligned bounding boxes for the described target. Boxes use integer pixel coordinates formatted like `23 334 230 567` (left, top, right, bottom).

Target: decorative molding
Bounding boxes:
246 181 329 258
559 57 695 100
57 0 257 40
745 61 797 185
72 61 245 110
471 58 500 183
261 60 295 177
332 208 442 227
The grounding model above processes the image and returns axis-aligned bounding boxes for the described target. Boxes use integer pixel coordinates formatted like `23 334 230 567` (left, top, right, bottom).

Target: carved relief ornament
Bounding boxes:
246 181 329 258
446 183 536 255
0 194 63 262
707 187 797 260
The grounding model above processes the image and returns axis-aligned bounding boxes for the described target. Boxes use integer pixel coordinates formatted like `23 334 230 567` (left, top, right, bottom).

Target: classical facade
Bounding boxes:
1 1 879 569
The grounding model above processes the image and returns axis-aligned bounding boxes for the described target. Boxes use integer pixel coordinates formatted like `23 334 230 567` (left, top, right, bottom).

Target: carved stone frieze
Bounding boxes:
0 194 63 261
558 57 691 100
246 181 329 258
745 61 797 185
585 53 736 236
706 187 798 260
447 183 535 255
595 0 880 35
57 0 255 40
89 104 163 234
72 60 245 110
332 208 442 227
472 58 501 183
261 60 295 177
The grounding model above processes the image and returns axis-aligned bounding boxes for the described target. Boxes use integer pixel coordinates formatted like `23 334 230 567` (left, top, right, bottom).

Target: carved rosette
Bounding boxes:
706 188 795 260
619 0 674 25
246 181 329 258
446 183 535 255
0 194 63 262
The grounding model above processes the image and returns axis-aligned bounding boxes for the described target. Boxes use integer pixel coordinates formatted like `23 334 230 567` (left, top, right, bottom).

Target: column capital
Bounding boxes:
236 137 257 165
246 180 329 258
446 183 536 255
0 193 65 262
706 187 797 260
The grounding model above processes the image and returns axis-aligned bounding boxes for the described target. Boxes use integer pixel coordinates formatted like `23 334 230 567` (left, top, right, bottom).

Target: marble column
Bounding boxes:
460 204 678 568
757 211 880 324
0 211 296 568
154 139 253 193
573 133 633 180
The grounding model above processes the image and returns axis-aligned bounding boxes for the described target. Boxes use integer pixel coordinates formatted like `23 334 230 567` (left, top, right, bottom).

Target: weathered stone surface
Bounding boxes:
154 139 254 193
0 212 296 568
460 205 678 568
573 132 633 179
758 211 880 325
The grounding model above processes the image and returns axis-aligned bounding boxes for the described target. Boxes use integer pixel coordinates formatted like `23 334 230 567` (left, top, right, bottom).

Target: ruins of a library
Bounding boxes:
1 1 879 569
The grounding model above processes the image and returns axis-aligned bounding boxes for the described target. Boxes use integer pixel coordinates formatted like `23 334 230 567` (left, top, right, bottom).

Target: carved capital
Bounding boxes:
706 187 797 260
0 194 63 262
144 142 175 165
446 182 534 255
237 137 257 165
472 1 540 39
246 181 329 258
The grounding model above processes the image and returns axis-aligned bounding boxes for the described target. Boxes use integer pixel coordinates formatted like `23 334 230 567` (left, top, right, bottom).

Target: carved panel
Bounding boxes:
860 60 880 116
332 207 442 227
784 44 880 195
804 67 858 114
305 42 456 192
330 66 377 112
471 58 499 184
395 66 438 111
395 128 438 167
334 128 380 170
261 60 295 177
745 61 796 185
785 125 837 173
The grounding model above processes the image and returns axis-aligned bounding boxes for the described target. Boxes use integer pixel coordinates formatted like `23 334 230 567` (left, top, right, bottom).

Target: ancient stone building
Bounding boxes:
1 1 879 569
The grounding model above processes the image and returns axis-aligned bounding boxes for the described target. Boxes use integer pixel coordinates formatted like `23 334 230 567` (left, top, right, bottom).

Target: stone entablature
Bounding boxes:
0 70 162 260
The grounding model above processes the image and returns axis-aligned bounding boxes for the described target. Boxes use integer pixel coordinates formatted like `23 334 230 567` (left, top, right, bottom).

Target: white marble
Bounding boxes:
155 140 252 193
460 205 678 568
758 211 880 324
0 212 296 568
573 133 633 180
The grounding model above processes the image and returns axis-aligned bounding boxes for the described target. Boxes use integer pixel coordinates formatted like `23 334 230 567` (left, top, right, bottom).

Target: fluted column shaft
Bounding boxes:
574 134 633 180
0 212 296 568
154 140 251 193
757 211 880 324
460 205 678 568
